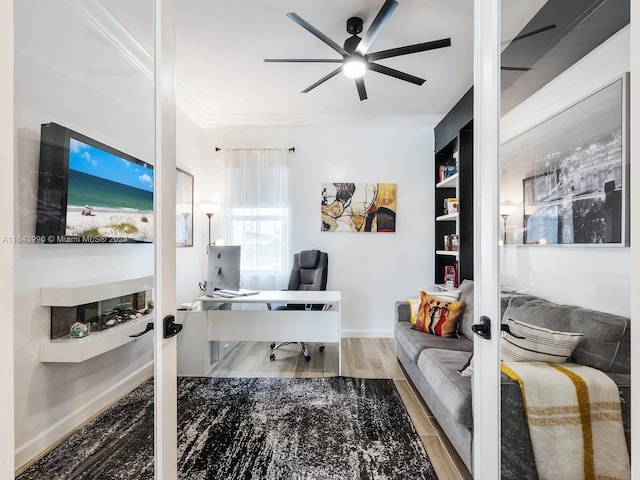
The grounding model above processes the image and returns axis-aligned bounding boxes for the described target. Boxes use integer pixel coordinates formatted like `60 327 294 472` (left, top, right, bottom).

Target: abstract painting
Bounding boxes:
321 183 397 232
500 75 628 245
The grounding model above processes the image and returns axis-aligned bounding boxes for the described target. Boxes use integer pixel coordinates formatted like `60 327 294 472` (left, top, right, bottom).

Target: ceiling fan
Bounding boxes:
264 0 451 101
501 24 558 71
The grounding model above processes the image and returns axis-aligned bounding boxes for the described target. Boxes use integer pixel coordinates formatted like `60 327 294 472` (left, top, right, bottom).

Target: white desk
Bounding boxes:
177 291 341 376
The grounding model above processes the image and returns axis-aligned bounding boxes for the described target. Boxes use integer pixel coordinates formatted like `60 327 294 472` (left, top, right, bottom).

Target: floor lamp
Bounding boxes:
200 203 219 248
500 205 515 245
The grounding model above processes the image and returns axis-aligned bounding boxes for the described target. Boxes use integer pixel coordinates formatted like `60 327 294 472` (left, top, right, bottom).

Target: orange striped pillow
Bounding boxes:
412 291 466 338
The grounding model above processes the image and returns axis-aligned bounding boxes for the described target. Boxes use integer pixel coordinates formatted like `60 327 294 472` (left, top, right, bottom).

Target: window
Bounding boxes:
230 207 287 274
223 149 289 290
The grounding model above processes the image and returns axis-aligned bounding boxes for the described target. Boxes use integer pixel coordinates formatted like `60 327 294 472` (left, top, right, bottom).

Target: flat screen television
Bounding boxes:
36 123 154 243
205 245 241 295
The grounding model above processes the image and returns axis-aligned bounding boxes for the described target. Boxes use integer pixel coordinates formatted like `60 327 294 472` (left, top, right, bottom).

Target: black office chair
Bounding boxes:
268 249 328 361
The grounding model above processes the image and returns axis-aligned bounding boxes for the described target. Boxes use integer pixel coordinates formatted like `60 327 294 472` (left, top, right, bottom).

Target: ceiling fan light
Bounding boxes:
343 57 366 78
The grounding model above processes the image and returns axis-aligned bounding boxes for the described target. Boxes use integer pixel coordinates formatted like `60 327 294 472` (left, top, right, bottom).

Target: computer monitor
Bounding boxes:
205 245 241 296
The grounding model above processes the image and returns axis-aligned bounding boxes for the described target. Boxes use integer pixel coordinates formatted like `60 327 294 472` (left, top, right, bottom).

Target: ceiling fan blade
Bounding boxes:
264 59 342 63
356 0 399 55
512 24 557 42
287 13 349 57
368 62 425 86
301 67 343 93
501 66 531 71
355 78 367 101
367 38 451 61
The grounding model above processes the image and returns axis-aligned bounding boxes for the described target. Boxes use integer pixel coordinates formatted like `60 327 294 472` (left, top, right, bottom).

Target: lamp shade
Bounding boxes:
200 203 219 216
176 203 191 215
500 205 516 217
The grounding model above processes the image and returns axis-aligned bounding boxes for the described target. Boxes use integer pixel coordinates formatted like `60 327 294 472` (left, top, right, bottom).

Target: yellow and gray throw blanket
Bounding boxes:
501 361 630 480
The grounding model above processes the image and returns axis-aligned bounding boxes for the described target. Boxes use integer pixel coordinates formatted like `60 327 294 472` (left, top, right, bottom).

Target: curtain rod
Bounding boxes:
215 147 295 152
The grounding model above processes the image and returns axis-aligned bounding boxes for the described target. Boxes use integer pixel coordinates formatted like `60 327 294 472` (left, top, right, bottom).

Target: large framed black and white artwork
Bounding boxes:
500 74 629 246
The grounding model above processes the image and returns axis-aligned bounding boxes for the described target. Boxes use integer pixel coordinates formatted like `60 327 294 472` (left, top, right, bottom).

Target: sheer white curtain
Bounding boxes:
222 149 290 290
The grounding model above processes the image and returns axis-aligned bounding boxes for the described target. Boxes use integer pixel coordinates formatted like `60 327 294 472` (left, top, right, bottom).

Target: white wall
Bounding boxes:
176 108 214 305
13 1 156 467
215 122 434 337
12 1 208 468
500 27 630 316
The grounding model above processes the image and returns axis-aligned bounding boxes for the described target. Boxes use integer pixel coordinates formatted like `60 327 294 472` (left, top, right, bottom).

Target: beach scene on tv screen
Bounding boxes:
66 138 154 241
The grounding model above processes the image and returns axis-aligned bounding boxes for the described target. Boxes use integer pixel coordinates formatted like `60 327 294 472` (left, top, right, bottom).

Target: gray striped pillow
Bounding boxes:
500 317 584 363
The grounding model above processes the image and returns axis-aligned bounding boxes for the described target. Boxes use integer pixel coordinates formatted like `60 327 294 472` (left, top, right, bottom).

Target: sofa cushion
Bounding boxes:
417 349 473 427
413 291 466 337
457 280 474 341
396 301 412 322
500 318 583 363
570 307 630 373
394 322 472 362
502 296 630 373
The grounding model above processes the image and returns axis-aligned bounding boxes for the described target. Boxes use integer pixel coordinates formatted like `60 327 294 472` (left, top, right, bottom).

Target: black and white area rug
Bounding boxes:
17 377 437 480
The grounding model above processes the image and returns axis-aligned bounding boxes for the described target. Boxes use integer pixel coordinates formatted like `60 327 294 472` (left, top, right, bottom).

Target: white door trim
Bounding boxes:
472 0 501 478
629 2 639 479
154 0 178 478
0 0 15 477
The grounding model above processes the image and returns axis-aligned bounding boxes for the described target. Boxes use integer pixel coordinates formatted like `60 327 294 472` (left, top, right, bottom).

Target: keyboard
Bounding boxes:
213 289 260 297
211 291 235 298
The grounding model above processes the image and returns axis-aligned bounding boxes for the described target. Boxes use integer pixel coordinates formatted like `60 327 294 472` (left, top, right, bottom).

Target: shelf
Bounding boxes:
436 212 459 222
436 173 459 189
41 276 153 307
434 88 473 287
40 314 153 363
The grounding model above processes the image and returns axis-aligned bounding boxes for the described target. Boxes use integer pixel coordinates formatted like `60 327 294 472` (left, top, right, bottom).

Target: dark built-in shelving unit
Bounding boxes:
433 87 474 289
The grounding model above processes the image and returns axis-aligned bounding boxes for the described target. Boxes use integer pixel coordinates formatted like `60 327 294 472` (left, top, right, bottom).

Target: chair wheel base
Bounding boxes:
270 342 276 349
304 355 310 361
269 354 275 361
319 346 325 352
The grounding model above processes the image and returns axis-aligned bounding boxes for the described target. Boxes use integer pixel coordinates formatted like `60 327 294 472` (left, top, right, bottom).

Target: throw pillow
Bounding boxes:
412 291 466 338
424 289 462 302
407 290 461 324
458 353 474 377
500 317 584 363
406 298 420 324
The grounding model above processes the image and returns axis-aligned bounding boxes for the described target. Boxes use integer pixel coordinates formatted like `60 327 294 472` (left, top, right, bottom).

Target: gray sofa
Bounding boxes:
394 279 631 478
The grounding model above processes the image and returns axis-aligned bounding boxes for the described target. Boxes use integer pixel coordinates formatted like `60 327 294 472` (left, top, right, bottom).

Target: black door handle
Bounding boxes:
500 323 525 339
130 322 154 338
163 315 183 339
472 315 492 340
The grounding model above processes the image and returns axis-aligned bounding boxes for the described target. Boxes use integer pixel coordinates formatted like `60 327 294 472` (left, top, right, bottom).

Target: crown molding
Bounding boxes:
201 113 443 128
69 0 153 80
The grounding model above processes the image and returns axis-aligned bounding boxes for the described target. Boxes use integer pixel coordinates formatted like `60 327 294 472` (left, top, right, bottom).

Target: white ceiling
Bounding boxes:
174 0 475 120
98 0 545 126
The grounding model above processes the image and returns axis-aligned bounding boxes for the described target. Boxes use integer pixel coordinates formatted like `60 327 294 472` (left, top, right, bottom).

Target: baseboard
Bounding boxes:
341 330 394 338
15 361 154 471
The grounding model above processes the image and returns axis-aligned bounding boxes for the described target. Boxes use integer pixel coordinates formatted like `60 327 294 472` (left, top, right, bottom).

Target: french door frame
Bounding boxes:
154 0 179 478
472 0 501 478
630 3 639 480
1 0 15 477
472 1 640 479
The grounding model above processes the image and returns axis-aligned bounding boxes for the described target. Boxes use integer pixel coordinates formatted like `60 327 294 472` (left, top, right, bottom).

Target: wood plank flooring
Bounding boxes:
209 338 473 480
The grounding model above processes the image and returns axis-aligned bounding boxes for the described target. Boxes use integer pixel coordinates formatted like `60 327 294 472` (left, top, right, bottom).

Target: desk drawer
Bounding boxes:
210 340 238 362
